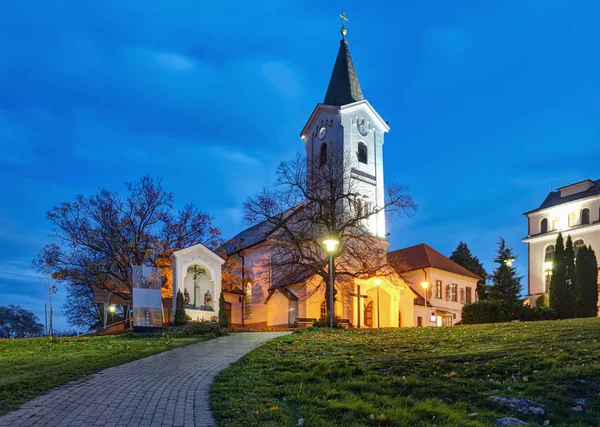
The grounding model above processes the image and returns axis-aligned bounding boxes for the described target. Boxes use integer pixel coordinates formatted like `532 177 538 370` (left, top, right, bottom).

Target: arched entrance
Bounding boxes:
364 301 373 327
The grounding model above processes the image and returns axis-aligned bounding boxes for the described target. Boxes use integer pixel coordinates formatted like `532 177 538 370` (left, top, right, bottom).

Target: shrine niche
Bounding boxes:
172 243 225 322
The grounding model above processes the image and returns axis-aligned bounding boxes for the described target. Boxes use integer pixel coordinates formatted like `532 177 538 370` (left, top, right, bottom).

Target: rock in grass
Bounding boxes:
493 418 528 426
489 395 545 415
296 418 304 426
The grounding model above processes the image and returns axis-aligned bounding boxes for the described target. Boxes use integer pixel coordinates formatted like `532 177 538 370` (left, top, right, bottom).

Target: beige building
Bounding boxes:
389 244 481 326
522 179 600 303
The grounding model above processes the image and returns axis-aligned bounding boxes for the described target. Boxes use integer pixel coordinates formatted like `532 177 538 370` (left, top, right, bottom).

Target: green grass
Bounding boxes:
0 332 216 415
211 318 600 426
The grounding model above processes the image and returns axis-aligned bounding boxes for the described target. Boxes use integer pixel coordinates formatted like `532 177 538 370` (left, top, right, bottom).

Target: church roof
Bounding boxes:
524 178 600 215
324 38 364 106
388 243 482 281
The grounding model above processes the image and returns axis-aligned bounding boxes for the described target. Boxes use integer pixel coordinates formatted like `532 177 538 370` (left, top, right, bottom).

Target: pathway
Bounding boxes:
0 332 290 427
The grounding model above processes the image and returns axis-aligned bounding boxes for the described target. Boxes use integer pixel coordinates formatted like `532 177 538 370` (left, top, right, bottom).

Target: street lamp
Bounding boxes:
374 278 382 328
323 236 340 328
421 281 430 327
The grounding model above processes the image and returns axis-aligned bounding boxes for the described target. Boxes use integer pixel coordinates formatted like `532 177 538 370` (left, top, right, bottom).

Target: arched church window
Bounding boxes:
245 282 253 319
357 142 367 164
581 208 590 225
540 218 548 233
574 239 585 257
544 245 555 262
320 300 327 319
320 143 327 166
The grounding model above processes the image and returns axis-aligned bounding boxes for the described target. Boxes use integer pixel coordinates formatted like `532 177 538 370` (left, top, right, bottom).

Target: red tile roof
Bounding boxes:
388 243 482 281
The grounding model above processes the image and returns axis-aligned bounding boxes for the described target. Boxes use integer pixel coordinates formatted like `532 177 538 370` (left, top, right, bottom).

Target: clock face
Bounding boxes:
358 124 368 136
318 127 327 140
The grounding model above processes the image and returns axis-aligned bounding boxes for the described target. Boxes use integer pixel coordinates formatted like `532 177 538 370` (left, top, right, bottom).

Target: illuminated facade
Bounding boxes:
522 179 600 302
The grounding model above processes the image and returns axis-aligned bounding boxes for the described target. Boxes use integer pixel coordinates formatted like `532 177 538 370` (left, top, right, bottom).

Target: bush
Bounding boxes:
312 315 345 328
461 301 513 324
168 321 229 337
518 306 557 322
174 290 187 325
536 294 548 307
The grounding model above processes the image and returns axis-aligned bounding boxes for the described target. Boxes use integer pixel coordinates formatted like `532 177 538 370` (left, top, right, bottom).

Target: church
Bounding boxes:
171 21 480 328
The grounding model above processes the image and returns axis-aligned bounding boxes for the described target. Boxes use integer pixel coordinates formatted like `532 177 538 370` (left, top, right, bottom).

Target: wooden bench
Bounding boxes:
294 318 317 328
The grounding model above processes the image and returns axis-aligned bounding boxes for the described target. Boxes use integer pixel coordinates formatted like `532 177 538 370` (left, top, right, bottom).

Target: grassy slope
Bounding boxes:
0 333 213 415
211 318 600 426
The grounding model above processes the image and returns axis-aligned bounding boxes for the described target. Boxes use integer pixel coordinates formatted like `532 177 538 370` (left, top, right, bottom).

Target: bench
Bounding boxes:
294 318 317 328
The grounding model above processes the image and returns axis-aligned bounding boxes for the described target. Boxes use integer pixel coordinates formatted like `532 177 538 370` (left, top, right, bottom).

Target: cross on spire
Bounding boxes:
340 11 348 38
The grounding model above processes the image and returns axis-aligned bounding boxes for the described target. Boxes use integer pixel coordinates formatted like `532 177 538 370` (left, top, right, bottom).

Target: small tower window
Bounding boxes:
358 142 367 164
320 143 327 166
540 218 548 233
544 245 555 262
581 208 590 225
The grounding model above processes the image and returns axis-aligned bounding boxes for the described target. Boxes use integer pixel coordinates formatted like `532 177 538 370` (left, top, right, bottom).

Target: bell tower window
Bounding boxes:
319 143 327 166
357 142 367 164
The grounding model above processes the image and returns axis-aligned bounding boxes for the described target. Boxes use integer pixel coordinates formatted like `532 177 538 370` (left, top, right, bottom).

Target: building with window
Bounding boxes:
523 179 600 304
388 244 481 326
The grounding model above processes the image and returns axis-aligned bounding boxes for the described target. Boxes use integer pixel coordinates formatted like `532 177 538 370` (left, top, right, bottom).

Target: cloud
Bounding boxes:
0 259 39 283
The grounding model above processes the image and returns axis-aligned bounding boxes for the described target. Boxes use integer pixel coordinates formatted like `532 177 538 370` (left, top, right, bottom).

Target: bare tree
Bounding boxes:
243 150 416 313
33 176 221 305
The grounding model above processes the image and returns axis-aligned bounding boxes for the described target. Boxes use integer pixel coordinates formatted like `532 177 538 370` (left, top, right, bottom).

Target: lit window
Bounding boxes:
466 287 472 303
450 284 458 302
320 300 327 319
417 316 423 327
552 217 560 230
581 208 590 225
568 212 576 227
245 282 253 319
320 143 327 166
358 142 367 164
545 270 552 293
540 218 548 233
545 245 555 262
574 239 585 257
435 280 442 299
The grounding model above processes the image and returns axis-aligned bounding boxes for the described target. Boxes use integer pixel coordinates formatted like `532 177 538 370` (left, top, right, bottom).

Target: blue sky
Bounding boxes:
1 1 599 330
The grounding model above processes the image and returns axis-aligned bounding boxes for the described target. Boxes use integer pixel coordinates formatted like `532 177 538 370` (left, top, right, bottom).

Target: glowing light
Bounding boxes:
108 305 117 313
374 278 382 286
323 237 340 253
420 281 430 290
543 261 553 270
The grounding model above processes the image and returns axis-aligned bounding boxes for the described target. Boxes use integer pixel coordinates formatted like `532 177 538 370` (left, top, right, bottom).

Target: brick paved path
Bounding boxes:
0 332 289 427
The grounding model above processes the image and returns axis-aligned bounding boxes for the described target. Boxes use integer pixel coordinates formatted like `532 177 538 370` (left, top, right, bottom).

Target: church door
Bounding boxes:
398 310 402 327
364 301 373 327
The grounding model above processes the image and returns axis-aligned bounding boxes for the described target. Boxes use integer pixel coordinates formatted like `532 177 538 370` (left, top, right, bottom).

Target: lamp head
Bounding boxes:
543 261 553 270
374 278 382 286
420 281 430 290
108 305 117 313
323 237 340 254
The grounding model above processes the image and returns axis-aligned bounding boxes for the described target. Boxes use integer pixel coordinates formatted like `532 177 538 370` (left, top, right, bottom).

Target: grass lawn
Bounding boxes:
0 331 217 415
211 318 600 426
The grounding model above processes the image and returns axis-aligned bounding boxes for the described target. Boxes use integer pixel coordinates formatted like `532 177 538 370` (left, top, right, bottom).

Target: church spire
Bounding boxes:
323 12 364 107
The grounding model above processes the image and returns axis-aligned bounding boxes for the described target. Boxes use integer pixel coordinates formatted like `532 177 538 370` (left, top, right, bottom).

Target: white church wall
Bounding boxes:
267 291 290 328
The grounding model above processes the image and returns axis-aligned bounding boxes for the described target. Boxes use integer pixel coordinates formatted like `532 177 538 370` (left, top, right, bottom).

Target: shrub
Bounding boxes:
312 315 344 328
218 292 229 327
518 306 557 322
536 294 548 307
174 290 187 325
461 301 512 324
169 321 229 337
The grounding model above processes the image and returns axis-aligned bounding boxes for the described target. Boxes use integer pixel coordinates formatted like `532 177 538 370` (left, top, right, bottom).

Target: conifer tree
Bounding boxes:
489 237 523 312
450 241 488 300
218 292 229 327
174 290 187 325
549 233 569 318
575 246 599 317
564 235 575 318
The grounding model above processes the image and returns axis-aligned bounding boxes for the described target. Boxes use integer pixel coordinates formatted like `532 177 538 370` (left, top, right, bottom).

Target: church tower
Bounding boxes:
300 17 389 239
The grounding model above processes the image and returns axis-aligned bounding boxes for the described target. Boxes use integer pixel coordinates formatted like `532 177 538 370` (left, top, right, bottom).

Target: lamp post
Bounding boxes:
374 278 382 328
323 236 340 328
543 261 553 294
421 281 430 327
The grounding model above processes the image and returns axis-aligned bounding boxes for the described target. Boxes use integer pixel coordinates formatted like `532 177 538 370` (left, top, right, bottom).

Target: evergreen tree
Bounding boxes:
450 241 489 300
218 292 229 327
564 235 575 318
575 246 599 317
174 290 187 325
549 233 569 318
489 237 523 313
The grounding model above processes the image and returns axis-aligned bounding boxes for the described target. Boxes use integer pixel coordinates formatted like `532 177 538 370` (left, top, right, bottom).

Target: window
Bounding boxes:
568 212 577 227
364 301 373 327
581 208 590 225
320 300 327 319
358 141 367 164
435 280 442 299
540 218 548 233
450 284 458 302
319 143 327 166
545 270 552 293
466 287 472 303
245 282 253 319
545 245 555 262
417 316 423 327
574 239 585 257
552 217 560 231
355 197 363 217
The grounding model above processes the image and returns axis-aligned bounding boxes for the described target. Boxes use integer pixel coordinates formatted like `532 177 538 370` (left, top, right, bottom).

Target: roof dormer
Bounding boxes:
558 180 595 198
